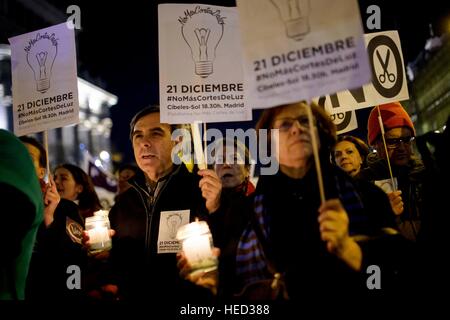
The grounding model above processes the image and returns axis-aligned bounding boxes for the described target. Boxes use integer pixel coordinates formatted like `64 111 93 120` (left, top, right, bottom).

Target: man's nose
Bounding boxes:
395 141 408 151
141 135 152 147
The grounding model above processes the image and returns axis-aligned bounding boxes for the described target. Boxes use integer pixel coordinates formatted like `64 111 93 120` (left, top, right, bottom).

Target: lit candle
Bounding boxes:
85 215 112 253
94 209 109 217
176 221 217 275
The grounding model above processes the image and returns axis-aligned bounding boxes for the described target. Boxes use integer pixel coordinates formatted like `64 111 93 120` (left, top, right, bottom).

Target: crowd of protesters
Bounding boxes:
1 101 448 308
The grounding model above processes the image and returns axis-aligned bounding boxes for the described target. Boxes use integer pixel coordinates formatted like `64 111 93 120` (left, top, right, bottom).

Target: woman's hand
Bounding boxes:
43 175 60 227
318 199 362 271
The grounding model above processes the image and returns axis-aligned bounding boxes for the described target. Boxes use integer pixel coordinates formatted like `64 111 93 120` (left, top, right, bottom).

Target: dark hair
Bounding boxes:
129 105 178 140
19 136 47 169
255 101 337 159
331 135 369 166
54 163 101 213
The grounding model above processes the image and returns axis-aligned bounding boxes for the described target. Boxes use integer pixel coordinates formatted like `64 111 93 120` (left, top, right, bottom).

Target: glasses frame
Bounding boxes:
385 136 415 149
272 116 314 132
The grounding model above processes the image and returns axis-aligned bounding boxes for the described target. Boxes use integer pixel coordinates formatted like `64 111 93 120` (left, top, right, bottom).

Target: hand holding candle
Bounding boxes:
176 220 218 276
85 212 112 254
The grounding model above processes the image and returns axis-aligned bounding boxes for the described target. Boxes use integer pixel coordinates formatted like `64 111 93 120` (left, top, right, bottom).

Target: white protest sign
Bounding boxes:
8 22 79 136
158 210 190 254
374 178 398 194
331 110 358 135
315 31 409 114
236 0 371 109
159 4 251 124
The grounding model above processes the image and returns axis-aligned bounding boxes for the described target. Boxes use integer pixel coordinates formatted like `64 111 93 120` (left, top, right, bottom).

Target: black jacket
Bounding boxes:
233 164 414 301
358 156 428 242
107 164 212 301
208 187 253 299
27 199 87 300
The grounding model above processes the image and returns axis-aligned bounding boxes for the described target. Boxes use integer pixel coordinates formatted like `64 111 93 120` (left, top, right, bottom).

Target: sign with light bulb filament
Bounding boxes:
159 4 250 124
157 209 190 254
9 22 79 136
271 0 311 41
24 32 58 93
179 6 225 79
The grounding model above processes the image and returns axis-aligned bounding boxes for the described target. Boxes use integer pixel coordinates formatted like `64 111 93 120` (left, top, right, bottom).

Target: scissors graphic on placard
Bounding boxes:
376 49 396 84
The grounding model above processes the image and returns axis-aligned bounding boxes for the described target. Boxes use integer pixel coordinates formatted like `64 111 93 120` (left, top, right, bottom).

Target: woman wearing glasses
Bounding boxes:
230 101 406 301
179 101 410 302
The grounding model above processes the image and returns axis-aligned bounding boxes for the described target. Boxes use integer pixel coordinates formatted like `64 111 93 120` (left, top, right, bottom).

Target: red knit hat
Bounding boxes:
367 102 416 145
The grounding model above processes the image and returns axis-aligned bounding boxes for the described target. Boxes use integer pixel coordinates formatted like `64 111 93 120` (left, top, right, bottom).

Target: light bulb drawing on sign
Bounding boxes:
24 32 58 93
271 0 311 41
179 6 225 78
167 213 183 239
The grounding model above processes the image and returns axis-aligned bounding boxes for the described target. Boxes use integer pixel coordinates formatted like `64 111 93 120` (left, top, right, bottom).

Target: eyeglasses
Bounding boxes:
385 136 415 149
273 116 312 132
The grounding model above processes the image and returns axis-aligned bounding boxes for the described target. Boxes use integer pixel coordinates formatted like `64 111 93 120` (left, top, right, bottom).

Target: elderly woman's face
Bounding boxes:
272 104 318 169
214 147 248 189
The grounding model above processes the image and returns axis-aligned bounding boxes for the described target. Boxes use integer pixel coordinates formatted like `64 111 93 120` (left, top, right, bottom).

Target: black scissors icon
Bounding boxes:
376 49 396 83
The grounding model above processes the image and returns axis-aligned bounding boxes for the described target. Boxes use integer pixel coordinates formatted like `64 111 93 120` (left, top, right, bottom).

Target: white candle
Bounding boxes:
176 221 217 274
85 215 112 252
183 234 213 262
94 209 109 217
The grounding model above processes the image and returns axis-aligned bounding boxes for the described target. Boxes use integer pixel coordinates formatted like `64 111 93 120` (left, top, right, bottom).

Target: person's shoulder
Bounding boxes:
113 186 141 206
175 163 194 177
327 165 357 188
357 157 386 180
56 198 79 215
331 165 351 179
355 177 388 199
408 157 427 176
58 198 78 209
253 171 282 193
169 163 199 185
55 198 79 217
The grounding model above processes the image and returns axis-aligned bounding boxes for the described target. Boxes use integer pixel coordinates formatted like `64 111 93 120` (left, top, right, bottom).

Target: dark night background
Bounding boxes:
14 0 450 164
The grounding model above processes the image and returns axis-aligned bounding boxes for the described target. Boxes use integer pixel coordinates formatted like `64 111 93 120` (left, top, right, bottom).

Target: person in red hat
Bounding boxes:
359 102 426 243
367 101 416 167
